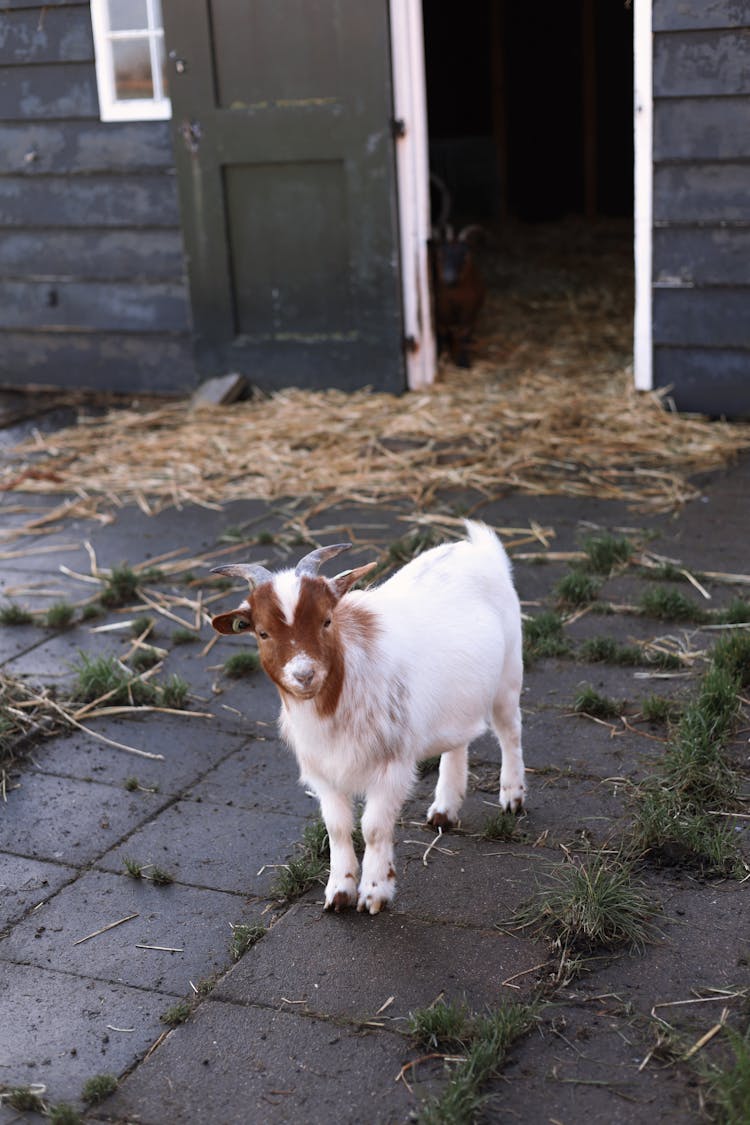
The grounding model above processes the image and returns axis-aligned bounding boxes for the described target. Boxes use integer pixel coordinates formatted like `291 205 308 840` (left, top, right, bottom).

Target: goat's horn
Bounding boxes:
211 563 273 589
295 543 352 578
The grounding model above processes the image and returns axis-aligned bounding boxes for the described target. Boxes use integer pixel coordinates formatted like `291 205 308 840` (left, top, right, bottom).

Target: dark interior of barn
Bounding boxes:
422 0 635 365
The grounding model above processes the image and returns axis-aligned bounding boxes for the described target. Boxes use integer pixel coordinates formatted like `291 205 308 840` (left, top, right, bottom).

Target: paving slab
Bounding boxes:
0 961 170 1109
0 869 256 997
26 721 251 798
0 772 166 867
214 901 543 1022
96 999 424 1125
185 734 315 819
94 799 309 897
0 855 78 931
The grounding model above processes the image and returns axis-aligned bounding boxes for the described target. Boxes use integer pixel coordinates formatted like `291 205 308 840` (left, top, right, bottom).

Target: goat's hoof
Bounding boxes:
427 810 454 831
325 890 355 913
499 787 526 815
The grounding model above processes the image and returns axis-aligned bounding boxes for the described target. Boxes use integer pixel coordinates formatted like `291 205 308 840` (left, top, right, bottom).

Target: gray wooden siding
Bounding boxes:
0 1 195 394
653 0 750 415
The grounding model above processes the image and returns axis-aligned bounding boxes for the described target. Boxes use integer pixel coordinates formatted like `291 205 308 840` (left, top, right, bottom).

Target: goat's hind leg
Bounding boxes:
316 784 359 911
492 686 525 813
426 745 468 829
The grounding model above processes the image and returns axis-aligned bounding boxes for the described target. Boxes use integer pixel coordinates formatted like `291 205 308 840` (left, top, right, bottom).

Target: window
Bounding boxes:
90 0 171 121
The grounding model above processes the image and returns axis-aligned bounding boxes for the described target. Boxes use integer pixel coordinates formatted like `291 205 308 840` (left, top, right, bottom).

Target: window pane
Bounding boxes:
112 38 153 100
151 0 164 28
108 0 148 32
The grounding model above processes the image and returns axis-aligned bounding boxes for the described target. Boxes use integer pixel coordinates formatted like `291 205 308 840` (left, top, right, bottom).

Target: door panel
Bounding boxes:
162 0 405 392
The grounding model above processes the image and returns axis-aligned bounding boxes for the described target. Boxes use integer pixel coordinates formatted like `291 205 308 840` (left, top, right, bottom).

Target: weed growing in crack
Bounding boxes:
230 921 267 961
412 1001 537 1125
712 631 750 687
555 569 600 608
0 602 33 626
160 1001 192 1027
580 533 633 574
172 627 198 645
639 585 709 623
717 598 750 626
640 694 682 725
480 809 523 841
631 650 746 876
3 1086 46 1113
161 674 189 709
48 1103 83 1124
81 1074 118 1104
514 853 657 953
45 601 75 629
270 818 330 902
223 650 261 677
129 645 161 673
130 614 154 637
408 999 471 1050
705 1022 750 1124
523 611 570 664
72 653 158 707
122 858 174 885
572 684 623 719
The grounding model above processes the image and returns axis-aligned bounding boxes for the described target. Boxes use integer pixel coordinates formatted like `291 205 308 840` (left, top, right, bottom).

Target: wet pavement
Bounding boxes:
1 412 749 1123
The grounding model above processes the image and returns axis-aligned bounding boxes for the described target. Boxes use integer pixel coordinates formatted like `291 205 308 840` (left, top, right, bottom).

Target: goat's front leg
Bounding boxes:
358 763 414 915
316 784 359 912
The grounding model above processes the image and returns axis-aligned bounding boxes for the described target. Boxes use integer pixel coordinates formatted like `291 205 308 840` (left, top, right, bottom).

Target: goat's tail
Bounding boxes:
464 520 514 579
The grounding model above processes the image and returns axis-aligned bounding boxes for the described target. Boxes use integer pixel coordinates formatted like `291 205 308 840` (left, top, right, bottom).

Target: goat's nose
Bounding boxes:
294 668 315 689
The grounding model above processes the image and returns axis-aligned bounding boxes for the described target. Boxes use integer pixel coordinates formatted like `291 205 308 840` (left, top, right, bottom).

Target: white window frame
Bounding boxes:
90 0 171 122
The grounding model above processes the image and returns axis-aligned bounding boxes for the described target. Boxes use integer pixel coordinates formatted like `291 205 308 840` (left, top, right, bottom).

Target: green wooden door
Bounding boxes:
162 0 405 393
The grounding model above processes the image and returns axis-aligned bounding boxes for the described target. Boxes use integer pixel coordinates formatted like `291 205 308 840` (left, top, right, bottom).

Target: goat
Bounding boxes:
430 225 487 368
429 173 486 368
211 523 525 915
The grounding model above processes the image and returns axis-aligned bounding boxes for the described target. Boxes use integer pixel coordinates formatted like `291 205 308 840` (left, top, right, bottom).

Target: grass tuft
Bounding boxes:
81 1074 118 1104
712 631 750 688
160 1001 192 1027
172 627 198 645
223 650 261 678
640 694 681 725
45 601 75 629
161 674 189 709
639 585 709 623
230 921 267 961
707 1023 750 1125
523 611 570 664
572 684 623 719
408 999 471 1049
48 1103 83 1125
515 854 657 953
414 1001 536 1125
0 602 33 626
4 1086 46 1112
71 652 157 707
480 810 523 841
717 598 750 625
580 533 633 574
270 818 331 902
554 569 600 608
129 645 161 672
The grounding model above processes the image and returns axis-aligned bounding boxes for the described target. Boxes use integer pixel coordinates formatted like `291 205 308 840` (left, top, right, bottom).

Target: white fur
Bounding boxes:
274 521 525 915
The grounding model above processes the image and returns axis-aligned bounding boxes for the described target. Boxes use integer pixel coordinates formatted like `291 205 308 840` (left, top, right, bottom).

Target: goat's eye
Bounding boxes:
232 618 249 633
323 617 332 629
257 629 269 640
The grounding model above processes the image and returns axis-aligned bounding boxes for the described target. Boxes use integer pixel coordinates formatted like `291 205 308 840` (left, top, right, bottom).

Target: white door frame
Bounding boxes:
634 0 653 390
389 0 436 390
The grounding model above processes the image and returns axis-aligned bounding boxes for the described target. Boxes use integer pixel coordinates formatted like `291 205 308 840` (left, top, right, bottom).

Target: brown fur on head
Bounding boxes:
211 562 378 713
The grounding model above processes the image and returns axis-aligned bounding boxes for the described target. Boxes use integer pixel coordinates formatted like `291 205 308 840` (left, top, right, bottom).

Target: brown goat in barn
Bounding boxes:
430 224 487 369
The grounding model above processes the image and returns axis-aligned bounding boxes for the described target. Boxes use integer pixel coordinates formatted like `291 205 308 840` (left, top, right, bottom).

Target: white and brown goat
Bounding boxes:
211 522 525 915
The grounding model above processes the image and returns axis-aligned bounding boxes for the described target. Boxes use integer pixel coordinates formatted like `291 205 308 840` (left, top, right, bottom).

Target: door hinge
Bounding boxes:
391 118 407 139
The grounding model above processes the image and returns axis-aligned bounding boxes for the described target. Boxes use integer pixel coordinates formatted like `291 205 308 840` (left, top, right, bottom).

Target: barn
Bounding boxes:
0 1 748 415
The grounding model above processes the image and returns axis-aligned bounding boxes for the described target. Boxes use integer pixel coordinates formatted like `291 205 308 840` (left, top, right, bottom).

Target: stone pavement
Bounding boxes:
1 436 749 1123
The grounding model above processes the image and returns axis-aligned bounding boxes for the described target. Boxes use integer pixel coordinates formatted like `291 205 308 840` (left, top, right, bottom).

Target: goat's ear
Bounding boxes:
330 562 378 599
211 608 254 635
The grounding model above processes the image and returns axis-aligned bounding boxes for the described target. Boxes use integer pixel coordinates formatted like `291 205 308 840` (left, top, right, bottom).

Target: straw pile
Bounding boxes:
3 225 749 524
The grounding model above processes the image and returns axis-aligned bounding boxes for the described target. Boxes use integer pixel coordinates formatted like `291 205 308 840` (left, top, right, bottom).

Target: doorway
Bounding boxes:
422 0 635 367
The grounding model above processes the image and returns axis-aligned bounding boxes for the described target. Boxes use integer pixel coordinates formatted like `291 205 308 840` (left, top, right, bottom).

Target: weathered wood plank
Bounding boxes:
0 331 197 395
653 0 750 32
654 163 750 222
653 287 750 348
4 1 85 10
654 347 750 417
0 279 190 332
0 5 93 66
0 121 175 174
654 29 750 97
654 96 750 160
654 227 750 286
0 229 185 280
0 62 99 120
0 174 180 227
